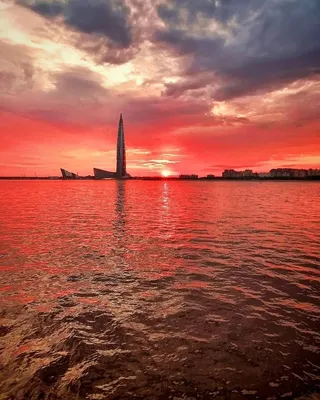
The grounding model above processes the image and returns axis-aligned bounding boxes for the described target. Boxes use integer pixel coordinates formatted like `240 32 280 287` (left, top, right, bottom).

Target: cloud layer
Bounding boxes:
156 0 320 100
20 0 132 45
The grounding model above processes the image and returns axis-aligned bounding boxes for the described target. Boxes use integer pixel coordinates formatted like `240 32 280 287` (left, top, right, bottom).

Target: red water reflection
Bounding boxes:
0 180 319 399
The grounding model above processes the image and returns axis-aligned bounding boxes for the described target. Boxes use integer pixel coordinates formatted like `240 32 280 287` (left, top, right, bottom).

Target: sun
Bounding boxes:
161 169 171 177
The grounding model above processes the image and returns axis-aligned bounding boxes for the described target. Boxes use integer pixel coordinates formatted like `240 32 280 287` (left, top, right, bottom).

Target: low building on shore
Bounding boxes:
179 174 199 179
222 169 244 178
243 169 253 177
60 169 78 179
307 169 320 177
270 168 309 178
258 172 270 178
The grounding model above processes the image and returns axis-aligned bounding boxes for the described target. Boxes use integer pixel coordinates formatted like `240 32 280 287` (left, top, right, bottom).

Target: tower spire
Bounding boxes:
116 113 126 178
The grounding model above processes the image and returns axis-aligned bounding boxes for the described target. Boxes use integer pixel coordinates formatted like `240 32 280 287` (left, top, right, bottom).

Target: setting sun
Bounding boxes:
161 170 171 177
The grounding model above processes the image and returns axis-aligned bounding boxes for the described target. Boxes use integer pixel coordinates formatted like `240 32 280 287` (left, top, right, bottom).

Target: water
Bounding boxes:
0 180 319 400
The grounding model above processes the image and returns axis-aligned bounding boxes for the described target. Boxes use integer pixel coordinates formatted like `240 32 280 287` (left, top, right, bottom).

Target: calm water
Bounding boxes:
0 181 319 400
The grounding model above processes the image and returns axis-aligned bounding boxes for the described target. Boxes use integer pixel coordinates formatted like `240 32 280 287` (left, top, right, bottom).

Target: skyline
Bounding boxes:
1 0 320 177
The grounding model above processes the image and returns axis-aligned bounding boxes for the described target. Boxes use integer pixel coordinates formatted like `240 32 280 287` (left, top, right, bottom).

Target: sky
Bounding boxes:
0 0 319 177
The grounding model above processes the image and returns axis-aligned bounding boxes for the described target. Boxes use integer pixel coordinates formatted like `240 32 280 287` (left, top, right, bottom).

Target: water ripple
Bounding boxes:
0 181 319 399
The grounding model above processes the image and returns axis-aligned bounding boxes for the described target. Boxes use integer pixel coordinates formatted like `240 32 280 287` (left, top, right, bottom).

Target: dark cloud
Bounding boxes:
0 64 112 126
156 0 320 99
164 73 214 98
28 1 64 17
52 67 107 95
28 67 110 124
19 0 132 47
1 61 210 133
213 49 320 100
158 0 260 25
155 29 224 56
0 42 36 95
75 36 139 65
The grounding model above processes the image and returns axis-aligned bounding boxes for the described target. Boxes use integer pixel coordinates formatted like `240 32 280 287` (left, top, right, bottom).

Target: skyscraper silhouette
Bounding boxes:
116 113 126 178
72 113 130 179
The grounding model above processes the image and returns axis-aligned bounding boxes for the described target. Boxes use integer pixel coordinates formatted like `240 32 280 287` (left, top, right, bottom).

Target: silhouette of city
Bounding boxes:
0 114 319 180
59 115 320 181
61 113 130 180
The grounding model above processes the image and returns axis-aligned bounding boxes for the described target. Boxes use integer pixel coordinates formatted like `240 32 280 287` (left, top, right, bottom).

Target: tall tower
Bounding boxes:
116 113 126 178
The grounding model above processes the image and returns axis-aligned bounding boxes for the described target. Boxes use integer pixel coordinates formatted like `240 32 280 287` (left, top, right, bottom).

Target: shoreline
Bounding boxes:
1 177 319 181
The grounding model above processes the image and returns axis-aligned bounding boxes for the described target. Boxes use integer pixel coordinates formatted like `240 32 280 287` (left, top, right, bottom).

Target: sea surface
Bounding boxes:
0 180 319 400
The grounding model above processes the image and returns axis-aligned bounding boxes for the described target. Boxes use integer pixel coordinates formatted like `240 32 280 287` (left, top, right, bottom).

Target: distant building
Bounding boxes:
93 168 116 179
179 174 198 179
293 169 307 178
307 169 320 177
270 168 309 178
116 113 127 178
93 114 131 179
220 167 318 180
243 169 253 177
258 172 270 178
270 168 292 178
222 169 244 178
206 174 215 179
222 169 233 178
60 169 78 179
62 113 131 180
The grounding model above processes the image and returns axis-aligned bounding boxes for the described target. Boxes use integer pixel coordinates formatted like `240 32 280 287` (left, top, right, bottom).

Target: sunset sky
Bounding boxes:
1 0 319 176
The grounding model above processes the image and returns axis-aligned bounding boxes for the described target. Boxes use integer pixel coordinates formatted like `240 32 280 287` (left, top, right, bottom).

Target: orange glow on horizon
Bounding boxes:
161 170 172 177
